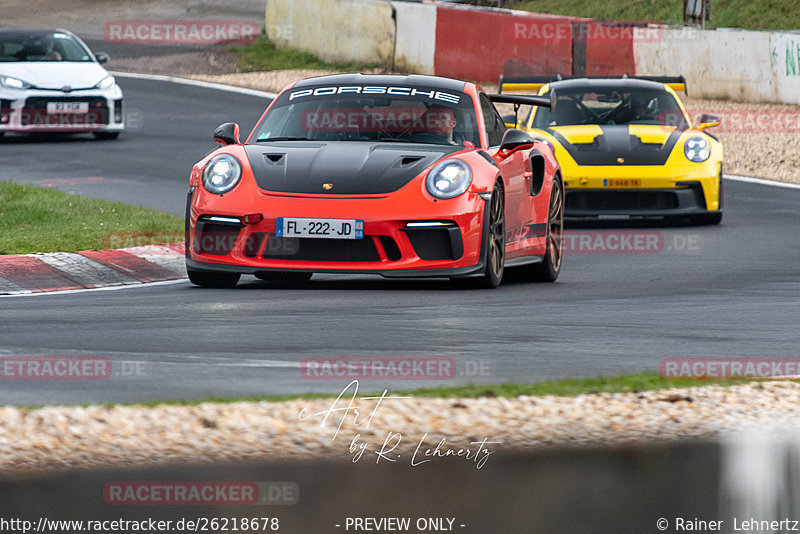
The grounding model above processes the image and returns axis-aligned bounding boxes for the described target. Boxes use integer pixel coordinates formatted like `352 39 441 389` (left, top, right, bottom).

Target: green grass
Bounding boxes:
0 182 184 254
73 372 760 410
233 36 374 73
511 0 800 30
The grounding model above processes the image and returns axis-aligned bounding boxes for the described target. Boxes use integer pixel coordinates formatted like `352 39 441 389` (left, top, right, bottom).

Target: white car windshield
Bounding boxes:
0 31 94 62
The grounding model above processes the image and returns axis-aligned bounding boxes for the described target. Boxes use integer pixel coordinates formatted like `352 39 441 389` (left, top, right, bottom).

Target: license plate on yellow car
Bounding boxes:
603 179 642 188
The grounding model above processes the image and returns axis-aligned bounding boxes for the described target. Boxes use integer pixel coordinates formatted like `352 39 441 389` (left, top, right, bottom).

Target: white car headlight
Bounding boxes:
95 76 115 90
203 154 242 195
0 76 31 90
684 136 710 163
426 159 472 199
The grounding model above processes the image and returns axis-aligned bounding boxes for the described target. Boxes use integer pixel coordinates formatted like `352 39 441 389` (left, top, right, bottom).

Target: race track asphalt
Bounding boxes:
0 75 269 215
1 78 798 406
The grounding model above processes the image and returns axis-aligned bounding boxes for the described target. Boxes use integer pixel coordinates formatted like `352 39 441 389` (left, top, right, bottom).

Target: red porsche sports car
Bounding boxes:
185 74 563 288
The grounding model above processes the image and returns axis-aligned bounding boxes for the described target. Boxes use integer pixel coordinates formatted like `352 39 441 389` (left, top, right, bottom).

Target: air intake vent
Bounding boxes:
399 156 424 166
264 154 285 164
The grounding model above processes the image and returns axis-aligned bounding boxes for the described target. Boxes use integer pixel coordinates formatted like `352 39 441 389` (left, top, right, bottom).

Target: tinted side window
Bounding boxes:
479 93 507 147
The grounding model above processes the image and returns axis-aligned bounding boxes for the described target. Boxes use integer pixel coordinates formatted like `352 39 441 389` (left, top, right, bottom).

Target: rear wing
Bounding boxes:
487 93 553 109
488 93 555 129
497 75 687 95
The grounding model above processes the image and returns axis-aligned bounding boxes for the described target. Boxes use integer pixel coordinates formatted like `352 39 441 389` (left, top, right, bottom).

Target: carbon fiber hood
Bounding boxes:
243 142 460 195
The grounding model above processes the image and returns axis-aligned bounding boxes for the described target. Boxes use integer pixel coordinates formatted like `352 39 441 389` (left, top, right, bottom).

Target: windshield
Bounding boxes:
0 31 94 62
253 85 480 147
532 86 689 129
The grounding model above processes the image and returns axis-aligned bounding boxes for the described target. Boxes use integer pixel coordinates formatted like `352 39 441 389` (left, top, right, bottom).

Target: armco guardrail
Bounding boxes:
264 0 800 104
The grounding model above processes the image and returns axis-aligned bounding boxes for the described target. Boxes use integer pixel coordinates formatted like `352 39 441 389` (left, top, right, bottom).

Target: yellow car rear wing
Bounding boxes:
497 75 687 95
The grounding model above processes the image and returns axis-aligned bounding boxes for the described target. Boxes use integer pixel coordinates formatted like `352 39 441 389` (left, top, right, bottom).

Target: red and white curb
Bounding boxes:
0 245 186 295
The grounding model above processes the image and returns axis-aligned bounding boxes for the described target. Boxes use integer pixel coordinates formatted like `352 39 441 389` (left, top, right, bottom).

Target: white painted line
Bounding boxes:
0 278 188 298
109 71 278 99
725 174 800 190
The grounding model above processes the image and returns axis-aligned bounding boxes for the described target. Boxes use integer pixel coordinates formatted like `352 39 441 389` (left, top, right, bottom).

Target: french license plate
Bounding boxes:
47 102 89 114
276 217 363 239
604 179 642 188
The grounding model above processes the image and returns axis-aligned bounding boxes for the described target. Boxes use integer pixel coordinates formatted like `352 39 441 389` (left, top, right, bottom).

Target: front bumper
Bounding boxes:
0 86 124 133
563 170 721 217
185 188 492 278
565 183 716 217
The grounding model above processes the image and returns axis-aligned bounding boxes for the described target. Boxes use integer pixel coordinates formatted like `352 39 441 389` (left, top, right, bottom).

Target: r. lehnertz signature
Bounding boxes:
298 380 500 469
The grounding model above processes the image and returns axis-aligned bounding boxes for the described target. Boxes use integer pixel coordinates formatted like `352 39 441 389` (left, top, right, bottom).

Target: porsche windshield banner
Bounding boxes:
287 86 462 104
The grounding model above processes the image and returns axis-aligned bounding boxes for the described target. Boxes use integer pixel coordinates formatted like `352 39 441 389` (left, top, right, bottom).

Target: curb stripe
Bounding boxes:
131 254 186 275
0 276 33 295
0 256 83 292
78 250 184 283
31 252 139 288
120 245 187 275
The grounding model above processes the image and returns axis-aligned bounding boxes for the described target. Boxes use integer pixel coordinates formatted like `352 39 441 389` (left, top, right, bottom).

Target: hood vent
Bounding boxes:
399 155 425 167
264 153 285 164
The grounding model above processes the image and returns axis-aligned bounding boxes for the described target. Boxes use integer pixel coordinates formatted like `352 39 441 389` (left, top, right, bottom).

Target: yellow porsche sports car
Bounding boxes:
499 76 723 224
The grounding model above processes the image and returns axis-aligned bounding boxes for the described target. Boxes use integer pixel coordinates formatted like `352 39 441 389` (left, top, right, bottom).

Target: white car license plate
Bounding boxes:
276 217 363 239
47 102 89 114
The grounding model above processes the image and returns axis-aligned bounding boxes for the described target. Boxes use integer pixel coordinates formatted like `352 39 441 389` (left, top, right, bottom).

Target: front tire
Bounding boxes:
187 268 240 288
452 181 505 289
523 177 564 283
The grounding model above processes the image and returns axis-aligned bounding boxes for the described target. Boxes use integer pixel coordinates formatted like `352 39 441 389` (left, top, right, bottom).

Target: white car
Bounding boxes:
0 28 124 139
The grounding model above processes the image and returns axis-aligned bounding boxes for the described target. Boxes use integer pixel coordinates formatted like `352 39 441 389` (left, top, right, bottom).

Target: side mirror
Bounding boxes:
697 113 720 132
499 128 535 153
95 52 110 64
213 122 241 145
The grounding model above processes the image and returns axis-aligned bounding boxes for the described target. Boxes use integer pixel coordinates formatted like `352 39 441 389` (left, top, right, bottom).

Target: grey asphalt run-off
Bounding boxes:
0 77 799 406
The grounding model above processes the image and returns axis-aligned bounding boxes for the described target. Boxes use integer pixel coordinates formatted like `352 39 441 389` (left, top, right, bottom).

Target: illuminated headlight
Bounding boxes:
0 76 31 90
426 159 472 199
684 136 710 163
203 154 242 194
95 76 115 90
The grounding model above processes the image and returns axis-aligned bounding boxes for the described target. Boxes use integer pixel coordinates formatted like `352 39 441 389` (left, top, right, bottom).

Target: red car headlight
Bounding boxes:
203 154 242 195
